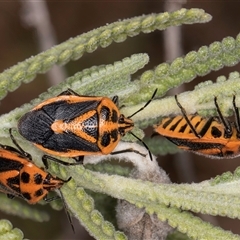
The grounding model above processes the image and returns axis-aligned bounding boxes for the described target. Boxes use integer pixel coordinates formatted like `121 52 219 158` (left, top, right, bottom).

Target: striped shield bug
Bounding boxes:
154 95 240 158
18 89 157 161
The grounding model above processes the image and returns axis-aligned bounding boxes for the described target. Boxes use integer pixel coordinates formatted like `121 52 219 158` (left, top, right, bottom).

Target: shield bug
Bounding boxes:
154 95 240 158
18 89 157 161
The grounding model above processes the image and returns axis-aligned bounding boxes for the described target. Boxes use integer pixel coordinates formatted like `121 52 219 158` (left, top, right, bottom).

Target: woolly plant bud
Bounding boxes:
116 164 173 239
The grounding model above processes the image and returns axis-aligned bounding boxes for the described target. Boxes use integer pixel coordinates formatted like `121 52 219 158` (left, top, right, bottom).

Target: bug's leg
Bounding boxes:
73 156 84 163
133 131 152 161
214 97 232 138
112 96 119 105
150 132 159 138
64 177 72 183
43 195 61 202
7 194 15 200
59 189 75 233
43 176 70 202
232 95 240 138
42 155 82 169
111 148 146 157
43 187 75 233
111 131 153 160
0 143 26 157
175 95 201 138
58 88 80 96
112 95 127 111
9 128 32 160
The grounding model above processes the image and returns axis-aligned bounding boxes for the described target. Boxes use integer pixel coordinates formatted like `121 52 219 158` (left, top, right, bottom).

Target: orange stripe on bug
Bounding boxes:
18 88 157 161
154 95 240 159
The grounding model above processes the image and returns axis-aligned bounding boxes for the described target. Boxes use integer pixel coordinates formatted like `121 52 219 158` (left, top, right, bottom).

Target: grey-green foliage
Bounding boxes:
0 8 211 99
0 7 240 240
0 219 25 240
0 194 49 222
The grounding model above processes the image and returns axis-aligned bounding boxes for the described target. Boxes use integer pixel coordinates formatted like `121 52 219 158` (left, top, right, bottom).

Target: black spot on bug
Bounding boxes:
101 132 111 147
111 129 118 142
22 192 31 200
211 126 222 138
111 110 118 123
21 172 30 183
34 173 43 185
35 189 44 197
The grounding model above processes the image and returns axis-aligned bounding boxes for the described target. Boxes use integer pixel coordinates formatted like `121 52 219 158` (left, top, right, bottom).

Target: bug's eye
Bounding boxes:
119 129 126 136
118 115 125 123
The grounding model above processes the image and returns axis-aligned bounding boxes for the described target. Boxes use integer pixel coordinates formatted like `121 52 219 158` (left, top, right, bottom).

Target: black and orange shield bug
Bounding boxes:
18 89 157 161
154 95 240 158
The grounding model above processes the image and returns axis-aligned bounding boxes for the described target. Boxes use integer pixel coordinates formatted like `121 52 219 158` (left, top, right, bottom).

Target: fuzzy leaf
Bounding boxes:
0 219 25 240
0 194 49 222
0 8 211 100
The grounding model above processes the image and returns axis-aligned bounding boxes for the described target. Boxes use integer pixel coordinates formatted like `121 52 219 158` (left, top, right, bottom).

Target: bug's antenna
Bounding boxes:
130 131 153 161
59 189 75 234
124 89 157 161
127 89 158 119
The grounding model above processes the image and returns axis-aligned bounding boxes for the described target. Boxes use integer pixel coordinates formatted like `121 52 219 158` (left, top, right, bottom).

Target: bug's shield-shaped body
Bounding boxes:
18 92 134 158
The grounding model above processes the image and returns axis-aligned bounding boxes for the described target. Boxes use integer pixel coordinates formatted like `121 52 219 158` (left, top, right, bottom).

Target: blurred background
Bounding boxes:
1 1 240 239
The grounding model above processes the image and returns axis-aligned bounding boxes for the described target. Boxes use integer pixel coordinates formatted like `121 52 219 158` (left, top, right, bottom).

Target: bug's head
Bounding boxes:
118 114 134 136
43 173 66 191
